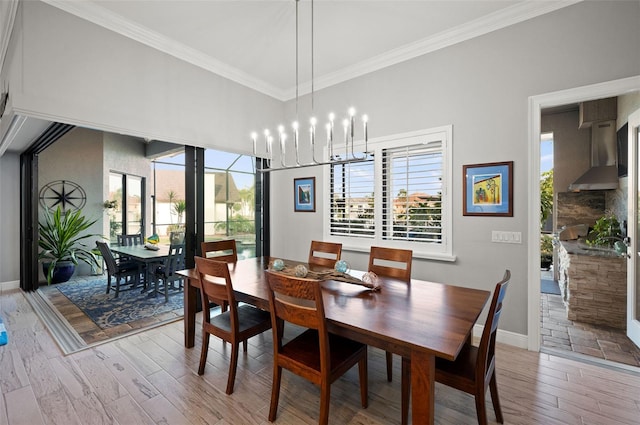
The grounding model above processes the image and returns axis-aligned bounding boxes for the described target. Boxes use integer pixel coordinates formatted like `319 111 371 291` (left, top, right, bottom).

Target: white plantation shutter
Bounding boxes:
330 156 375 238
325 125 452 259
382 143 443 244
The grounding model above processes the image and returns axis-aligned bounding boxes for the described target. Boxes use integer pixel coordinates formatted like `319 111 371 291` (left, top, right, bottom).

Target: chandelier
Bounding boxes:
251 0 370 172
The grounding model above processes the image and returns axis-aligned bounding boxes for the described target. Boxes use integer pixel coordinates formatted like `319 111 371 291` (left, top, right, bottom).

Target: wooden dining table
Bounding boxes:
177 257 490 425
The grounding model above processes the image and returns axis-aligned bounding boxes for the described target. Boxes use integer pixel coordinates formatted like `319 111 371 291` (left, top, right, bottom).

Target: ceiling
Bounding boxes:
44 0 577 101
1 0 578 154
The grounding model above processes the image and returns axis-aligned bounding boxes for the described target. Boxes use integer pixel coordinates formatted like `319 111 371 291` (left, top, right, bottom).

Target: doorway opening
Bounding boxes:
534 89 640 370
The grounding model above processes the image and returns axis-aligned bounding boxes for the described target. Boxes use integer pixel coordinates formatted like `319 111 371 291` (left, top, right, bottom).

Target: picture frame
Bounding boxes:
463 161 513 217
294 177 316 212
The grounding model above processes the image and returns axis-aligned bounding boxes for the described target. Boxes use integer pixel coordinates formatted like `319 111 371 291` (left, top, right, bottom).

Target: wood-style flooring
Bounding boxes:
2 287 640 425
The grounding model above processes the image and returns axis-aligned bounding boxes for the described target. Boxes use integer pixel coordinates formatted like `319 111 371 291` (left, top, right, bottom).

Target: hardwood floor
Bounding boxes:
2 287 640 425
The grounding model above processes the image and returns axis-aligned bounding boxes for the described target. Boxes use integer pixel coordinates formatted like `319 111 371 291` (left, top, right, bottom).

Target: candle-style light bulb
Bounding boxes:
251 132 257 155
343 118 349 145
349 107 356 139
362 114 369 142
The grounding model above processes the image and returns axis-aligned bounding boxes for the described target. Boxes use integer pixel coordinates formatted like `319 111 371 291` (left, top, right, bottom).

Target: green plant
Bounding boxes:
540 170 553 227
38 206 101 284
586 212 621 247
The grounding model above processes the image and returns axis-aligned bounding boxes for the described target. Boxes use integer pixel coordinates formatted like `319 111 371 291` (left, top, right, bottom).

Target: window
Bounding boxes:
107 172 145 243
326 126 453 260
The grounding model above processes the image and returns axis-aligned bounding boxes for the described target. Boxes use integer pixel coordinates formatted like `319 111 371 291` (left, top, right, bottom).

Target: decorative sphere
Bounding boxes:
334 260 350 274
294 264 308 277
272 259 285 271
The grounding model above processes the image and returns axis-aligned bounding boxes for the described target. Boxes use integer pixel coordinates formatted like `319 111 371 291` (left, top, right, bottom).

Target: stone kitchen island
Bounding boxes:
557 240 627 329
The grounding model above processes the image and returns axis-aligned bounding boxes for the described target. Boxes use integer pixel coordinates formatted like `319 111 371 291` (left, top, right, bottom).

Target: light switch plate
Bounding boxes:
492 231 522 244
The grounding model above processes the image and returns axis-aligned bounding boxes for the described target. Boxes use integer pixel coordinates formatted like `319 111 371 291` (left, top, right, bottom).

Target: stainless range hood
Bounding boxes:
568 120 619 191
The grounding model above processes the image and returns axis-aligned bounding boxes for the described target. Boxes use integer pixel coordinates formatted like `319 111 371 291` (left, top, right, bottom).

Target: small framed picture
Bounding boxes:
294 177 316 212
463 161 513 217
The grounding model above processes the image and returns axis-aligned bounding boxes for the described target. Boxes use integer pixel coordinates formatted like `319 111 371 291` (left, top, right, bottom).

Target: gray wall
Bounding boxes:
0 1 639 337
38 128 104 278
269 1 640 336
0 152 20 284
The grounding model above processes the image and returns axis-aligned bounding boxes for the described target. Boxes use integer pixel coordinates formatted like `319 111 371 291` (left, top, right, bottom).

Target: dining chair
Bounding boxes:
95 241 141 298
368 246 413 383
201 240 238 312
201 239 238 263
117 233 144 246
169 230 185 245
115 233 144 265
401 270 511 425
194 256 272 395
151 243 185 302
265 270 368 425
308 240 342 268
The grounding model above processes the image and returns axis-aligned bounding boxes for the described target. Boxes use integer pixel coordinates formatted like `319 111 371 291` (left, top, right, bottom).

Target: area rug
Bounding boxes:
54 278 184 329
541 279 561 295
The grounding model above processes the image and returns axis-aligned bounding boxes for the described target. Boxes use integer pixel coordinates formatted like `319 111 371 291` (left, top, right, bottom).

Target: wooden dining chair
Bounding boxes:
201 240 238 312
151 243 185 302
401 270 511 425
95 241 140 298
368 246 413 383
265 271 368 425
308 240 342 268
201 239 238 263
194 256 272 395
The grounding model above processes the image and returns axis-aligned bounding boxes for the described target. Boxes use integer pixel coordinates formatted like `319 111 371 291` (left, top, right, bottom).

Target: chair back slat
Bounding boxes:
201 240 238 263
117 234 143 246
368 246 413 282
265 271 324 331
308 241 342 268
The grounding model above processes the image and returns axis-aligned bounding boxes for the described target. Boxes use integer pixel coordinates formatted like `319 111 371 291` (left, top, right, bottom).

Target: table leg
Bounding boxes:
184 277 197 348
411 350 435 425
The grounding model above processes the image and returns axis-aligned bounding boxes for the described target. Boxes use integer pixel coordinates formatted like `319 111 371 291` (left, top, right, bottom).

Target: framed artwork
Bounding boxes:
463 161 513 217
294 177 316 212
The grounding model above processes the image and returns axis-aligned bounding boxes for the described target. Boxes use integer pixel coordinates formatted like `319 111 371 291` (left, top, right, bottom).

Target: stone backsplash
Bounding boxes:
556 191 605 229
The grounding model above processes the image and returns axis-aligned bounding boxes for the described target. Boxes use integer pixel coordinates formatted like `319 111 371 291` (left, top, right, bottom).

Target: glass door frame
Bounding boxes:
627 108 640 348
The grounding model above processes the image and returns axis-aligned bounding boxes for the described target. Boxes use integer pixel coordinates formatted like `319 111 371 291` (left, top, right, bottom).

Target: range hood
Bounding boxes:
568 120 618 191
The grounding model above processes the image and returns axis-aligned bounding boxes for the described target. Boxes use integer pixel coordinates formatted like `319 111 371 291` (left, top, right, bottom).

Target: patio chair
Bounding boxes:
151 243 186 302
95 241 141 298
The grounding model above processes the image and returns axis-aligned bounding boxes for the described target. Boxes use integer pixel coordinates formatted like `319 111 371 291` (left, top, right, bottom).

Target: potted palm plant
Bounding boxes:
38 206 101 284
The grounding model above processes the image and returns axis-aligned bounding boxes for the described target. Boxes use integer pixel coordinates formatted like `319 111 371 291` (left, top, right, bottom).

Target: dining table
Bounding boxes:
177 257 490 425
110 244 170 288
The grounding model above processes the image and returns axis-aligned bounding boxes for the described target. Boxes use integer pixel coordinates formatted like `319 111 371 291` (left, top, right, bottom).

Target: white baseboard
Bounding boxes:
0 280 20 291
474 324 528 349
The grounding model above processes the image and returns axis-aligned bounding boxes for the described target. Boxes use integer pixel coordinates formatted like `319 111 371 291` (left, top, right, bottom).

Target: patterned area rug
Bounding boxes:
55 278 184 329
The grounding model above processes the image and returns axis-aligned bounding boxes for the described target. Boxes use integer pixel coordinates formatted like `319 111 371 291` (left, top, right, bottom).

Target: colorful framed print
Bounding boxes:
294 177 316 212
463 161 513 217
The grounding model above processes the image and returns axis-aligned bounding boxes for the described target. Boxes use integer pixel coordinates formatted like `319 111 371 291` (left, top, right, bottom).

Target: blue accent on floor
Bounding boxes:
541 279 561 295
55 278 183 329
0 316 7 345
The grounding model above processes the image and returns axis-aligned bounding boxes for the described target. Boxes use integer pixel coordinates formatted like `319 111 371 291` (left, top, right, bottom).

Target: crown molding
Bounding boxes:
285 0 582 100
42 0 286 100
43 0 580 102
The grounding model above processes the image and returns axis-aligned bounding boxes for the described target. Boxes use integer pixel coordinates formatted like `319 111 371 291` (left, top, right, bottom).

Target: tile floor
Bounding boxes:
540 270 640 368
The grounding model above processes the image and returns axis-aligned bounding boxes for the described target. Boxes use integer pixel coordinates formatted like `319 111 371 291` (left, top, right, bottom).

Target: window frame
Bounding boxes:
323 125 454 261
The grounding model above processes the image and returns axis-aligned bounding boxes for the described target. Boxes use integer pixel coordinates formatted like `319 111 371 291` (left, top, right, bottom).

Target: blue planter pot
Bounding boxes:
42 261 76 284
